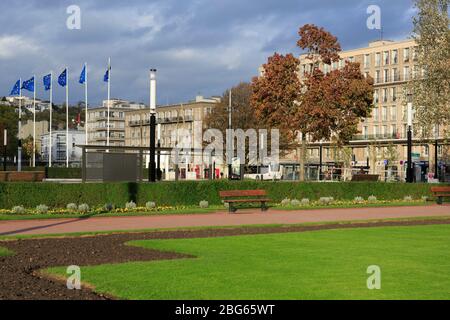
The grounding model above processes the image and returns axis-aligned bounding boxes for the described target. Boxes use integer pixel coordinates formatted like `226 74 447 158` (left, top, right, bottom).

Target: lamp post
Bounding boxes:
2 128 7 171
149 69 157 183
227 89 232 180
157 123 161 181
406 102 414 183
434 125 439 181
319 141 323 181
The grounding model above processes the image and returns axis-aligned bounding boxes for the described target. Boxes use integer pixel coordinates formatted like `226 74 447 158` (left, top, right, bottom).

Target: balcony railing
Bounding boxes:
374 74 406 85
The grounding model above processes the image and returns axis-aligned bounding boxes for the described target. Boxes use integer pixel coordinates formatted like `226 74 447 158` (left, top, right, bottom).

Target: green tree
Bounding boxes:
409 0 450 137
0 104 19 155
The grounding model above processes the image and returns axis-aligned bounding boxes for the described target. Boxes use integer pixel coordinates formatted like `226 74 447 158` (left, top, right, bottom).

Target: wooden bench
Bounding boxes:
0 171 45 182
431 187 450 205
352 174 380 182
219 190 271 213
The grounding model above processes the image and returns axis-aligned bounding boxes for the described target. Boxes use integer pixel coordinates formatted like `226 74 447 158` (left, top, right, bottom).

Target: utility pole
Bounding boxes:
406 102 414 183
2 128 7 171
149 69 157 183
228 89 232 180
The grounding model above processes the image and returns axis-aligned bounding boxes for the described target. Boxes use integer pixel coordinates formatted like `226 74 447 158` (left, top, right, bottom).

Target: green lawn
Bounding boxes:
47 224 450 300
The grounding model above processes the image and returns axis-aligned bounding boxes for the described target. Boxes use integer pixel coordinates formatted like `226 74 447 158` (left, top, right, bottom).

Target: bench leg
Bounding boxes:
261 202 268 212
228 203 237 214
437 196 443 205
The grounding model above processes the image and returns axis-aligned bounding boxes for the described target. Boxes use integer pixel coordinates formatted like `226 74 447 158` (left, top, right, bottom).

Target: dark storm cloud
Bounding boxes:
0 0 415 106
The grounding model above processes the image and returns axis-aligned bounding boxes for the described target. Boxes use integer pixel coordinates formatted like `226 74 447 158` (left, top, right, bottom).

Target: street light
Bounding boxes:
2 128 7 171
149 69 157 183
406 102 414 183
319 140 323 181
434 125 439 181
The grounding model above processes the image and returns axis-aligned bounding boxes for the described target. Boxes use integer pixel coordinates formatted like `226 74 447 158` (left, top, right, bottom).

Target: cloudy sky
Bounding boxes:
0 0 416 106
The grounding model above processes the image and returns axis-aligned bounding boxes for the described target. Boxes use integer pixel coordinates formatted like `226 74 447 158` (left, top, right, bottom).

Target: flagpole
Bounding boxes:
107 57 111 147
18 78 22 172
66 68 69 168
33 75 36 168
85 62 88 145
49 71 53 168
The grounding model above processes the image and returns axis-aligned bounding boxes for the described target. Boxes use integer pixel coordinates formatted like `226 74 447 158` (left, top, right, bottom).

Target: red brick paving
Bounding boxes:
0 205 449 236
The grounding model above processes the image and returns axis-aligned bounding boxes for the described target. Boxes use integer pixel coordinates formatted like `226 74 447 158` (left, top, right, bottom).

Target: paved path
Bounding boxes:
0 205 449 236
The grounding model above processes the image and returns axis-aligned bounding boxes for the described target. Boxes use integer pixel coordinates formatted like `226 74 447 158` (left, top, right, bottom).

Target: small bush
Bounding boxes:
319 197 329 205
421 196 429 202
301 198 310 206
104 203 115 212
368 195 378 203
404 195 413 202
78 203 90 213
291 199 301 207
12 206 26 214
281 198 291 206
125 201 137 210
199 200 209 209
36 204 49 214
354 196 364 203
67 203 78 211
146 201 157 209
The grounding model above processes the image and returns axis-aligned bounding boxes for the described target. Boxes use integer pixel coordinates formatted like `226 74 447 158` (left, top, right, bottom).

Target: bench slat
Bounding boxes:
224 199 271 203
220 190 267 198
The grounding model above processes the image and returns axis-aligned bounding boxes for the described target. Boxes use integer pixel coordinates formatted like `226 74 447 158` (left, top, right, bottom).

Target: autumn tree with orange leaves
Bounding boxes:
251 24 374 180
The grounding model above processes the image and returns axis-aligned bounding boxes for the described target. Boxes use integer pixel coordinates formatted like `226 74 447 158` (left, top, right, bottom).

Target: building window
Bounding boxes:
391 106 397 121
403 48 410 62
383 51 390 65
384 69 389 83
373 107 379 121
375 52 381 67
382 106 388 122
403 66 410 81
392 50 398 64
364 54 370 68
375 70 381 84
383 88 388 103
374 90 379 104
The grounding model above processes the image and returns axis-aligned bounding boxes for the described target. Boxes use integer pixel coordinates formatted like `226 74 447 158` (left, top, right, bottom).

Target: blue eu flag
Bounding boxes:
79 65 86 84
22 77 35 92
43 74 52 91
10 80 21 95
58 69 67 87
104 67 110 82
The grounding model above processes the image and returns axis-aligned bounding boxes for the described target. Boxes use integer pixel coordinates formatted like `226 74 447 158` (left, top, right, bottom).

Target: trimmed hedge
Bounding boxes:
0 181 443 209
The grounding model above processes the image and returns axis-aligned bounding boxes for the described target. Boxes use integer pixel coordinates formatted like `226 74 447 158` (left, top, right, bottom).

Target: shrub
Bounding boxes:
291 199 301 207
78 204 90 213
125 201 137 210
368 195 378 203
301 198 310 206
104 203 115 212
67 203 78 211
146 201 157 209
354 196 364 203
12 206 26 214
421 196 429 202
319 197 332 205
281 198 291 206
404 195 413 202
199 200 209 208
36 204 49 214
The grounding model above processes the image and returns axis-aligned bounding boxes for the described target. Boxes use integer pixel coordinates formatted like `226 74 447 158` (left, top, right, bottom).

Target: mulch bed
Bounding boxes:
1 218 450 300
